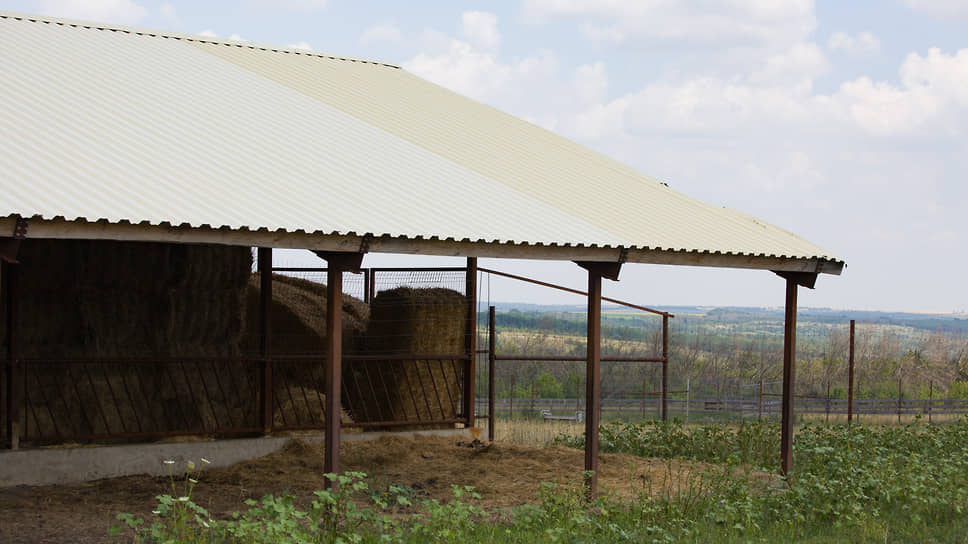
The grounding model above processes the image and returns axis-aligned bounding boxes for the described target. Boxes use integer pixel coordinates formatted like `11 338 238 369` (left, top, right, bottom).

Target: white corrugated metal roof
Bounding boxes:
0 11 843 273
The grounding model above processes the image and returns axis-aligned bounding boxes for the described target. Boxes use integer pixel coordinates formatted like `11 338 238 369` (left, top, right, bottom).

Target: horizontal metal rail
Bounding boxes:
494 354 664 363
479 267 673 317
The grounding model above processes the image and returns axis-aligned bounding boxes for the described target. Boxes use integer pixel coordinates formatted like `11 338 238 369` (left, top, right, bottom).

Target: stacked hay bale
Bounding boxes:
346 287 467 427
241 273 366 427
0 239 253 439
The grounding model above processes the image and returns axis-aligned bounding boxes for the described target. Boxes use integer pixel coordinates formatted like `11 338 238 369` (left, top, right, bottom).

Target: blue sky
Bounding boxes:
3 1 967 313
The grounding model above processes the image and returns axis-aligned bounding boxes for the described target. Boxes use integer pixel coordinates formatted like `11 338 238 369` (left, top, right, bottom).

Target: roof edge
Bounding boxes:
0 9 399 69
1 217 844 276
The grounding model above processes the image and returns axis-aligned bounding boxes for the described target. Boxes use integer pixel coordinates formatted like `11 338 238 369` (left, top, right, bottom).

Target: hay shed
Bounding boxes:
0 10 844 491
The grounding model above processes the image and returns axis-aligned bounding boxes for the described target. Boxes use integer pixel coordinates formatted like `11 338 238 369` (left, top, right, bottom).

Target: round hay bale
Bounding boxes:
241 273 368 355
346 287 468 427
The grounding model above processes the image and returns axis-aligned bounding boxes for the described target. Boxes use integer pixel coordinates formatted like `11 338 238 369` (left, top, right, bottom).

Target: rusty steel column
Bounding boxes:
463 257 478 427
488 305 496 442
324 266 343 483
847 319 855 424
258 248 273 434
4 261 19 449
584 269 602 499
780 278 798 477
661 314 669 421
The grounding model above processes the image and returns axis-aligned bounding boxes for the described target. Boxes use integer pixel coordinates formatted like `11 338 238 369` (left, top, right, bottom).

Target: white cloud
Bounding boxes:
461 11 501 49
159 2 177 22
404 40 513 102
572 62 608 103
37 0 147 24
360 23 403 45
902 0 968 18
196 30 247 42
250 0 328 12
523 0 816 50
288 41 313 50
828 31 881 56
835 48 968 136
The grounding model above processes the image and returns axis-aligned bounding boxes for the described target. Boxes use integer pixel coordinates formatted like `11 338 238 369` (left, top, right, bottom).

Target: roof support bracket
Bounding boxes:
773 270 818 289
313 250 365 273
0 216 30 264
575 260 623 282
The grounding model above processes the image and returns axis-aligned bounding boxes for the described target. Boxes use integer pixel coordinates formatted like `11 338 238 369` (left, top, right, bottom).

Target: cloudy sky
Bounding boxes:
4 1 966 313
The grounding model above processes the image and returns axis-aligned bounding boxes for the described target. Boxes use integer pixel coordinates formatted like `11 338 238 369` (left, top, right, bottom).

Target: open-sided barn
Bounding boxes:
0 10 843 492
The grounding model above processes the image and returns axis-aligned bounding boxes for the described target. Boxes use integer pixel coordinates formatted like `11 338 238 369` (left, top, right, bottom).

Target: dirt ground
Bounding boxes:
0 434 704 543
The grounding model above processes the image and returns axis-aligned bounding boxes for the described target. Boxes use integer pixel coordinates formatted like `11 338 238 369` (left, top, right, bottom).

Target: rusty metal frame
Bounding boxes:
848 319 855 424
780 277 798 477
584 268 602 499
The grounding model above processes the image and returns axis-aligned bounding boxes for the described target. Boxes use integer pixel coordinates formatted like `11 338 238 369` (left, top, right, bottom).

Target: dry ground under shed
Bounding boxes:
0 434 710 543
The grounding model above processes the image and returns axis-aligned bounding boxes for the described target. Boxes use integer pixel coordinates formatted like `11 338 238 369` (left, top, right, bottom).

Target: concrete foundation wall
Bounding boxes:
0 429 467 488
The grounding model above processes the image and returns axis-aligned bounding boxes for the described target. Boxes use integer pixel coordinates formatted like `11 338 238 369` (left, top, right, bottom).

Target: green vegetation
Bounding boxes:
482 306 968 405
111 418 968 543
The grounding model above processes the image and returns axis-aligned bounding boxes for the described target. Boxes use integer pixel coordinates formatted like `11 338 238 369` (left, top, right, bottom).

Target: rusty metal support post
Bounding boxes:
324 266 344 484
258 248 273 434
584 269 602 499
848 319 855 424
661 314 669 421
362 268 371 304
463 258 477 427
780 278 798 477
488 306 496 442
4 261 19 449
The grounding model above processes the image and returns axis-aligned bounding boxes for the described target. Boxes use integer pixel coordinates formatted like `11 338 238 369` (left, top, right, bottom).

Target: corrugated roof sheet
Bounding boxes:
0 11 843 272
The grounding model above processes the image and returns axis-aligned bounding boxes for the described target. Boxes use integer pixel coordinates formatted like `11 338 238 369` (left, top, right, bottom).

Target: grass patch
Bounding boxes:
110 418 968 543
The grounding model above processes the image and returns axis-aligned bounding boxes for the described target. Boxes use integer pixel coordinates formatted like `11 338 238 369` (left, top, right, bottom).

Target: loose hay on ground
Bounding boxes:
0 434 720 544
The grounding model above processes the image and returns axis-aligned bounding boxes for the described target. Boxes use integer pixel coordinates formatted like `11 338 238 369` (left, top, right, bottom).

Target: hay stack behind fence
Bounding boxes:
241 273 367 429
241 272 368 355
0 239 253 440
348 287 467 426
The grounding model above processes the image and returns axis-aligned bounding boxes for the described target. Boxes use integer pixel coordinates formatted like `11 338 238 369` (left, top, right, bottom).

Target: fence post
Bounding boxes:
685 378 690 423
847 320 855 424
897 377 902 424
928 380 933 425
661 314 669 421
825 383 831 423
488 306 496 442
